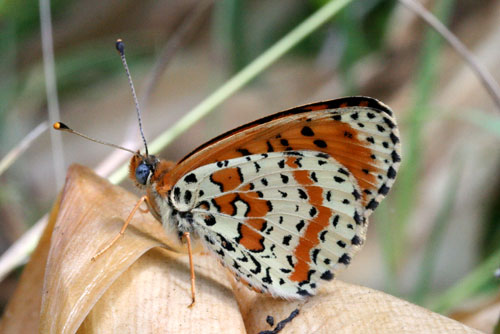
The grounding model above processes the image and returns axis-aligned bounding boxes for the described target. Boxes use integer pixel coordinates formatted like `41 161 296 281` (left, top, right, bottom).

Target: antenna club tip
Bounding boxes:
115 39 125 55
53 122 69 130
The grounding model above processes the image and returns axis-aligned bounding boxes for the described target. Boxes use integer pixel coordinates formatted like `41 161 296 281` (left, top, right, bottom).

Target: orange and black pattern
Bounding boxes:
134 96 401 298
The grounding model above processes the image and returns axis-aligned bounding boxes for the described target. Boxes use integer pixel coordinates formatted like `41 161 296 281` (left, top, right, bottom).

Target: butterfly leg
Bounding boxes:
183 231 196 308
138 205 149 214
91 195 150 261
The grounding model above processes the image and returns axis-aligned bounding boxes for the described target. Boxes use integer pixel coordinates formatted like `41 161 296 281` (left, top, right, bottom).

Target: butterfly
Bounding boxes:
55 41 401 306
129 95 401 299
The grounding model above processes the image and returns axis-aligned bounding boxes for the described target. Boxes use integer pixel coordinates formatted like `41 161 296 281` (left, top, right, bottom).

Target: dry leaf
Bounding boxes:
451 295 500 333
0 192 60 334
0 165 485 333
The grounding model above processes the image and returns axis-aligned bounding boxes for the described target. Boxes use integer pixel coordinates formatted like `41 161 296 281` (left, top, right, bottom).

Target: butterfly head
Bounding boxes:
129 153 160 187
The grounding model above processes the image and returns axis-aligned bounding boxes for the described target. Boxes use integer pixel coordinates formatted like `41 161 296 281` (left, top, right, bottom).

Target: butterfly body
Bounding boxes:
129 96 401 298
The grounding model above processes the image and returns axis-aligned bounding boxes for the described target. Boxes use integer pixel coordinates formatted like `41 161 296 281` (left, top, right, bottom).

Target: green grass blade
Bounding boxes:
385 0 455 289
428 246 500 314
458 109 500 138
410 159 463 304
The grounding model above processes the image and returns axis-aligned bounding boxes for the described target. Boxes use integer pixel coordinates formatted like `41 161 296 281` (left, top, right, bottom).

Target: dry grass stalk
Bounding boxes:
0 165 485 333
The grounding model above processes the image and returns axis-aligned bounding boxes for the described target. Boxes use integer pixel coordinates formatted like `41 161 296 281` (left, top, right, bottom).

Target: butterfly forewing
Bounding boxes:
158 96 401 298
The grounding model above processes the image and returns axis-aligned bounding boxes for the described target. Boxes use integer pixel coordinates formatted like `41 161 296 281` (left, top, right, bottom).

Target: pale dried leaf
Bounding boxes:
233 277 484 334
0 192 60 334
78 249 244 333
451 295 500 333
0 165 486 334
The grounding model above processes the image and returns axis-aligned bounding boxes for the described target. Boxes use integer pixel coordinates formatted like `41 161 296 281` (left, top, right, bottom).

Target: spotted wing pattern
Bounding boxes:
158 97 401 298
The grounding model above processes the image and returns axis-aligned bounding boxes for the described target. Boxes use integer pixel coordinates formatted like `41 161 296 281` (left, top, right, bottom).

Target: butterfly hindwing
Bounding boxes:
172 151 365 297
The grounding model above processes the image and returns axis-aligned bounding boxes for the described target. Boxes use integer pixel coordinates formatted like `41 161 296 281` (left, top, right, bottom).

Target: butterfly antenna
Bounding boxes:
53 122 137 155
116 39 149 157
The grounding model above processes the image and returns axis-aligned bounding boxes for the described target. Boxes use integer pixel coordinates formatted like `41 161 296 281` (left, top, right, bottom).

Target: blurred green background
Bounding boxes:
0 0 499 330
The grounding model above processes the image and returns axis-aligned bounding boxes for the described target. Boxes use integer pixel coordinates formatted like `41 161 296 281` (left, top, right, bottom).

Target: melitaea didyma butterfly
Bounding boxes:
55 40 401 305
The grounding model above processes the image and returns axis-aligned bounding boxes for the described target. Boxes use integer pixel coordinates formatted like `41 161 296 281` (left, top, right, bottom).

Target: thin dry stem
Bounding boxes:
39 0 65 189
399 0 500 111
142 0 215 108
0 122 48 177
0 214 47 282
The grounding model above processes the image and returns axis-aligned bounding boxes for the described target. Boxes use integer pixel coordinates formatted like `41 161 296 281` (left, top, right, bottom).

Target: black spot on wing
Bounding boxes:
313 140 327 148
312 249 320 264
391 150 401 163
248 254 262 274
390 132 400 144
310 171 317 182
296 220 305 232
316 153 329 159
366 199 379 210
173 187 181 202
184 173 197 184
284 151 303 156
204 215 216 226
320 270 334 281
298 189 308 199
297 289 312 297
331 215 339 227
378 184 390 195
353 211 363 225
351 235 362 245
338 168 349 176
266 141 274 152
217 233 235 251
184 190 192 204
237 148 251 156
387 166 397 179
301 126 314 136
352 189 361 200
334 176 345 183
383 117 395 129
338 253 351 265
262 267 272 284
309 207 317 217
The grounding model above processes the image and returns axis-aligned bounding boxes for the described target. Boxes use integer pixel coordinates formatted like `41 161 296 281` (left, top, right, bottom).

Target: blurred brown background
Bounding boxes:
0 0 499 330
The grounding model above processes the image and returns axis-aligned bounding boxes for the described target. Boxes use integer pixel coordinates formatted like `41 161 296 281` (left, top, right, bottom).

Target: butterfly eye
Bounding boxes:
135 162 152 185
